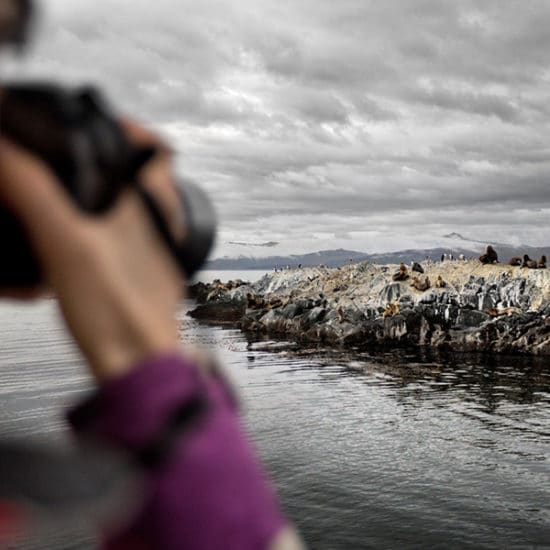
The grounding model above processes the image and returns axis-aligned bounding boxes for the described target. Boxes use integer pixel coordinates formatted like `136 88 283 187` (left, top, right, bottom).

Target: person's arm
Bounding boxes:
0 129 304 549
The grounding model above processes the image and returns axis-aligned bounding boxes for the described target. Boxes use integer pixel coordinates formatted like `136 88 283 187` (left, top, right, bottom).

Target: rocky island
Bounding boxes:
190 260 550 356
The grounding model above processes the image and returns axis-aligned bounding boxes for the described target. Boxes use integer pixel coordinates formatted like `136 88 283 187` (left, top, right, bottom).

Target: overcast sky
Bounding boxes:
3 0 550 258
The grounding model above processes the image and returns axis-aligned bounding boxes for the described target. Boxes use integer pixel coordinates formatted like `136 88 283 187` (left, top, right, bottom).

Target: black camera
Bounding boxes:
0 84 216 286
0 1 216 286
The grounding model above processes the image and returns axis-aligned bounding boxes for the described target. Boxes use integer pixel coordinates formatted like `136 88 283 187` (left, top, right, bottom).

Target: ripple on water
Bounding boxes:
0 302 548 549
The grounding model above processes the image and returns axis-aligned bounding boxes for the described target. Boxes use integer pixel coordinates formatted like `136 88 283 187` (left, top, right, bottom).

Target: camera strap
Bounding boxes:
135 180 216 279
135 185 184 271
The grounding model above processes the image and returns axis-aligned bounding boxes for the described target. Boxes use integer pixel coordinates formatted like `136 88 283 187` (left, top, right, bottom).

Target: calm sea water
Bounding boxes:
0 294 549 549
194 269 268 284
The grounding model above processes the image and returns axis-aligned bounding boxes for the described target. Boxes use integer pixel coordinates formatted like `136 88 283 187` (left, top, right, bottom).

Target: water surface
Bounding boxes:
0 301 548 549
194 269 268 283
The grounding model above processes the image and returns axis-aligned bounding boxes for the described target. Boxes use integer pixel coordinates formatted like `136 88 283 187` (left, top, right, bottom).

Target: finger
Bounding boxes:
0 137 82 246
120 119 172 155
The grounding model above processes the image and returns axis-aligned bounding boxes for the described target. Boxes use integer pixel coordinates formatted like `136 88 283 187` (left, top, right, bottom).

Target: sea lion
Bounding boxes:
509 257 522 266
411 275 431 291
486 307 521 317
383 303 400 318
538 255 547 269
435 275 446 288
267 297 283 309
479 245 498 264
411 261 424 274
522 254 538 268
392 263 409 281
246 292 265 310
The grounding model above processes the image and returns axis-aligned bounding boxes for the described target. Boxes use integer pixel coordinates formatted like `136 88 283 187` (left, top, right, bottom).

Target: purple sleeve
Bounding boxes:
68 354 287 550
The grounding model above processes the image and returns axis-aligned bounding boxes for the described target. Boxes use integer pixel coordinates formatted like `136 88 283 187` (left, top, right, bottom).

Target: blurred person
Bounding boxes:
0 1 304 548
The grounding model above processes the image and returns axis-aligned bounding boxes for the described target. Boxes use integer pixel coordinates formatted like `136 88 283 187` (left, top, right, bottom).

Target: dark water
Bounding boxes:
0 301 549 549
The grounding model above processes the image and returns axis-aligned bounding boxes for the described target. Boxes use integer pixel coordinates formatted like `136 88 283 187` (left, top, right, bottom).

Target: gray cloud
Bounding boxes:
4 0 550 257
228 241 279 247
409 84 521 123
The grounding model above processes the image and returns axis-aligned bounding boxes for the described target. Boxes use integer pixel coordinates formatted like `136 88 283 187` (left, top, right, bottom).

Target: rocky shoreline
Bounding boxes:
189 260 550 356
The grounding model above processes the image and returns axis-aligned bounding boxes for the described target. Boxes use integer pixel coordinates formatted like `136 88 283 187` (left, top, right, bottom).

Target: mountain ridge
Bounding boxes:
207 243 550 270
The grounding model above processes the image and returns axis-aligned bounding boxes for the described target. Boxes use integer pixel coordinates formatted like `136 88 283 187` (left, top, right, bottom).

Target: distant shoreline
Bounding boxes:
206 243 550 271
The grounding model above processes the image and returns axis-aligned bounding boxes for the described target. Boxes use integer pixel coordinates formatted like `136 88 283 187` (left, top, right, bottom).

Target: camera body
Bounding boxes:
0 0 215 286
0 83 216 285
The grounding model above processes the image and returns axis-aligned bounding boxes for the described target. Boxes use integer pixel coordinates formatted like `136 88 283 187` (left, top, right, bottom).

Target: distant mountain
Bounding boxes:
207 249 370 270
206 244 550 270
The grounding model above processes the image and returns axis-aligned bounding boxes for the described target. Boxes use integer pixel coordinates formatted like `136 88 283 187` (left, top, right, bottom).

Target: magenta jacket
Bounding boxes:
68 354 287 549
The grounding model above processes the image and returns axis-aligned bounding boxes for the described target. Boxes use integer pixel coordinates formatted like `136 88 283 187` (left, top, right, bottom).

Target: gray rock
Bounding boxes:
378 282 404 305
303 307 327 325
228 285 255 303
398 295 415 308
280 303 303 319
190 263 550 355
456 309 490 328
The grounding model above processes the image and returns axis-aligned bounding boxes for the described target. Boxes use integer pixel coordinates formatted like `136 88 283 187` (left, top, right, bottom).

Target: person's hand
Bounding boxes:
0 123 185 381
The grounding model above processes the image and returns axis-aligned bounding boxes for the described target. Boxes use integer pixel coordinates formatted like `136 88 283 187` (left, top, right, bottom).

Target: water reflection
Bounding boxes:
185 324 550 549
245 339 550 412
0 302 547 549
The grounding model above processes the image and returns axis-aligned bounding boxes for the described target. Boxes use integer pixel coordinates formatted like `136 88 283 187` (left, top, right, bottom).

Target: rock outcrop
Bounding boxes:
189 261 550 355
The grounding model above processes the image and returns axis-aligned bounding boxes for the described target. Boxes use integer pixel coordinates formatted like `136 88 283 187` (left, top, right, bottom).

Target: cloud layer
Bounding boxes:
4 0 550 257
